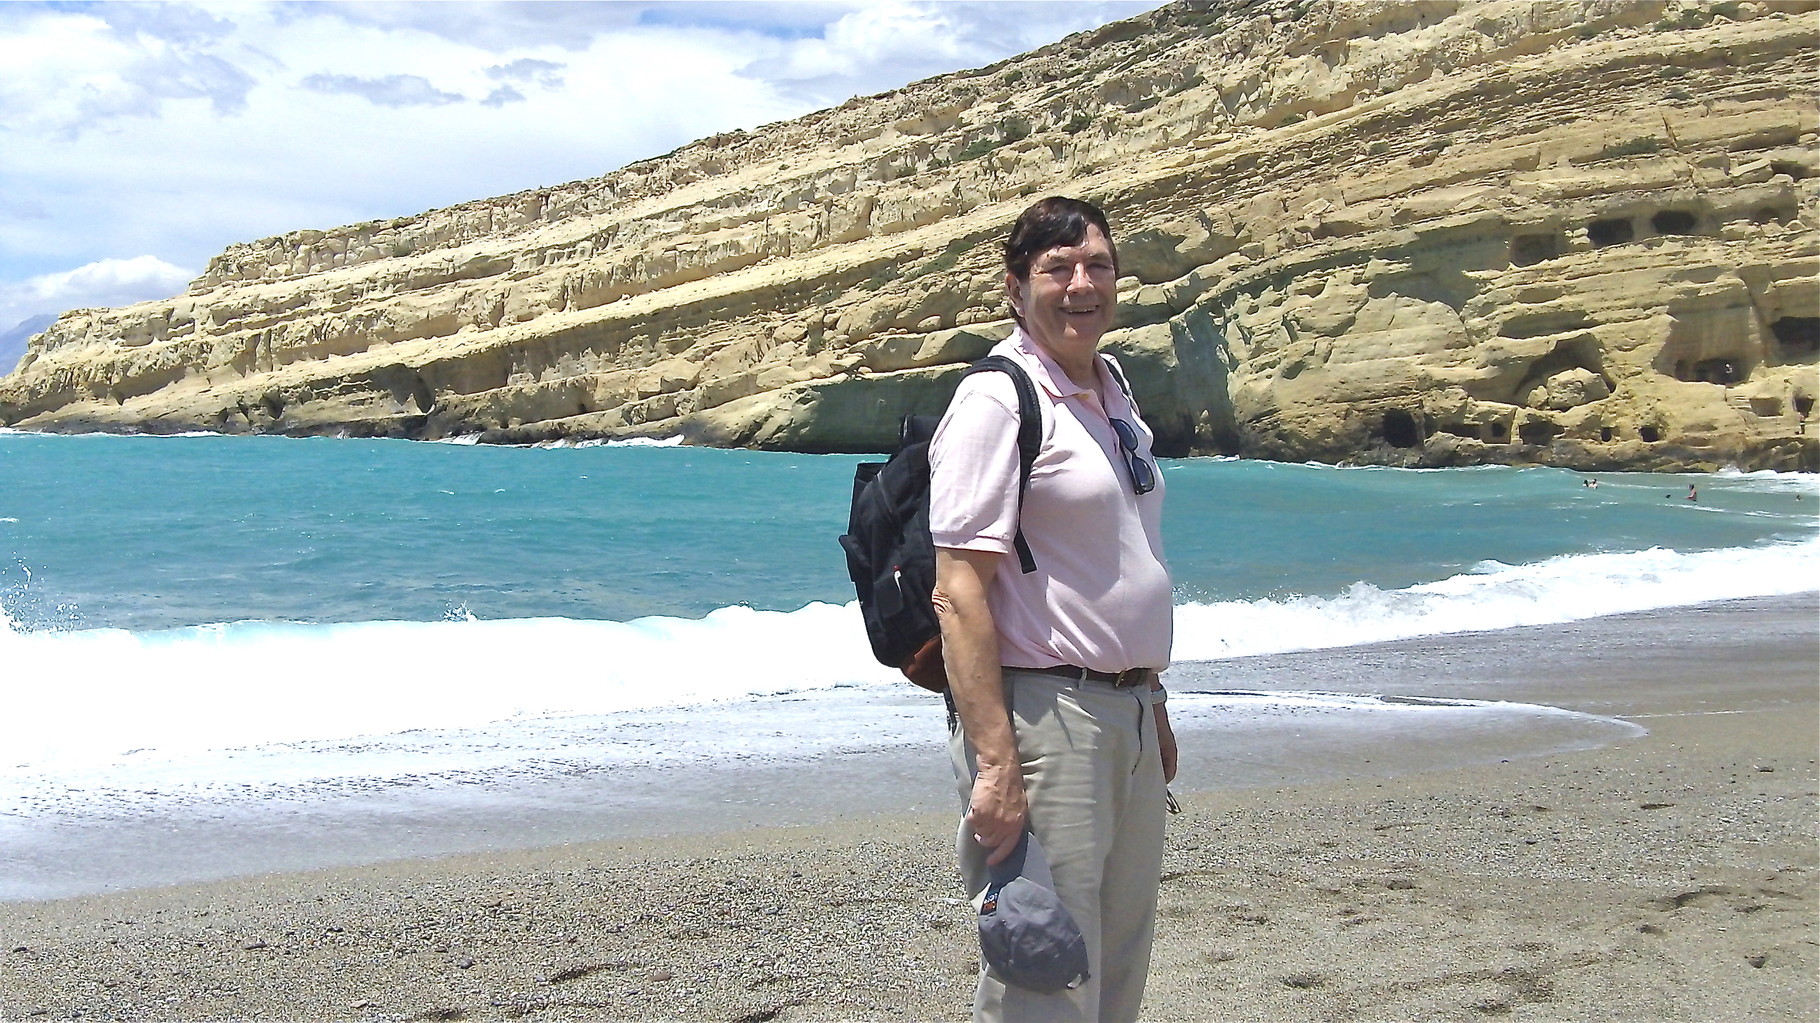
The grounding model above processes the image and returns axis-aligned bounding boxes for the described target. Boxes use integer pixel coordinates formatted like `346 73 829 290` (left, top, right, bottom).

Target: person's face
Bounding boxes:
1007 225 1118 354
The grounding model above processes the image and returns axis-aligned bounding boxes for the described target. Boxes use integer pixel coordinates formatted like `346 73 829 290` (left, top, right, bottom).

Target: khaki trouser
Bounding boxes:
950 669 1168 1023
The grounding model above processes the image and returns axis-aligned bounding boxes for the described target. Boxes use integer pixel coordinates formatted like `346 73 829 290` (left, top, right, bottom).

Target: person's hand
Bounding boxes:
1155 704 1178 784
966 762 1028 865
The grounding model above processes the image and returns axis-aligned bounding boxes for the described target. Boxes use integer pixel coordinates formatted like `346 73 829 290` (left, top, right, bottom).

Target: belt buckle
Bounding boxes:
1112 668 1142 688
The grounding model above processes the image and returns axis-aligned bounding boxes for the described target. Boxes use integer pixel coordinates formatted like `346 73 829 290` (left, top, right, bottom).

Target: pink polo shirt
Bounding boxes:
928 330 1173 673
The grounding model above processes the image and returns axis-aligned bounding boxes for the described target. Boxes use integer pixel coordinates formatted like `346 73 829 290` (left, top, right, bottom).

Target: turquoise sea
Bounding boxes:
2 430 1816 898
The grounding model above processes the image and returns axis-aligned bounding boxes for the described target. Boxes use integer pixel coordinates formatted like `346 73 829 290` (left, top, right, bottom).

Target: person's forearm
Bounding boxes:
1154 702 1178 783
933 548 1026 861
937 580 1013 769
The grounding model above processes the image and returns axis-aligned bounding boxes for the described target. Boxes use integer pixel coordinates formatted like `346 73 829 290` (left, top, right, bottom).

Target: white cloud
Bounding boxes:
751 3 991 93
0 4 255 136
301 72 466 107
0 256 195 333
0 0 1161 330
485 58 567 87
747 2 1154 102
300 0 649 52
481 84 527 107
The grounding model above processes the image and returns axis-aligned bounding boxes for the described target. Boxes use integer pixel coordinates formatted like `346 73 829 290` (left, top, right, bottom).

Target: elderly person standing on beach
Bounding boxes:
929 196 1177 1023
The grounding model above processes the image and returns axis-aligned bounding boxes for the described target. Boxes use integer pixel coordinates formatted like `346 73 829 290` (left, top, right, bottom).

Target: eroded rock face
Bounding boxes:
3 0 1816 470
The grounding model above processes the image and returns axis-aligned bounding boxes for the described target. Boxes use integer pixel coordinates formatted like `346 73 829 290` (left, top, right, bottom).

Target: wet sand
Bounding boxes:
3 594 1815 1022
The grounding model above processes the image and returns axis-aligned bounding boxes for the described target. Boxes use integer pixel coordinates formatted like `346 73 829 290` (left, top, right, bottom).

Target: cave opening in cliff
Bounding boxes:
1509 233 1561 266
1650 209 1698 234
1517 420 1560 445
1380 408 1422 448
1587 218 1634 247
1488 421 1508 441
1770 317 1819 360
1639 425 1662 443
1600 426 1613 442
1689 358 1748 385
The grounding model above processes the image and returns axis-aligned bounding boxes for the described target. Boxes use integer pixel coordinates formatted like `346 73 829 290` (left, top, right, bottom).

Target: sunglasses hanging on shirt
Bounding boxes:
1110 418 1156 496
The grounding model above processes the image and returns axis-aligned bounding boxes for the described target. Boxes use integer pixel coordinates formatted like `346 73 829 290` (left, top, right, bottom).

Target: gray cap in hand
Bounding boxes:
976 831 1090 993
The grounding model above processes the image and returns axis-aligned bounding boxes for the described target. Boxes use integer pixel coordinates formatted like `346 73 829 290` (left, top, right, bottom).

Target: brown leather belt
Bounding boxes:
1015 665 1158 688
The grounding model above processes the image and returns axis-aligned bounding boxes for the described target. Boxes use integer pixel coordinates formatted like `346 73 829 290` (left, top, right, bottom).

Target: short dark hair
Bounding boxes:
1003 196 1118 281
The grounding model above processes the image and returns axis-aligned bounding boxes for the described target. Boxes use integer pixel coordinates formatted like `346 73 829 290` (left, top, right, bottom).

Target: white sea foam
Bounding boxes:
441 431 686 447
0 539 1813 778
1173 537 1819 661
0 428 226 440
0 602 891 773
520 435 687 448
1707 468 1820 493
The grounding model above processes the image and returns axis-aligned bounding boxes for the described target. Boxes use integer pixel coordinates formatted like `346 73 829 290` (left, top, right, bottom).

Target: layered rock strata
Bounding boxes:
4 0 1817 470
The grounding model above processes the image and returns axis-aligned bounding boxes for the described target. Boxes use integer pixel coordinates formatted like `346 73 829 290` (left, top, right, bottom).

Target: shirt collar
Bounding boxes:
1010 326 1102 401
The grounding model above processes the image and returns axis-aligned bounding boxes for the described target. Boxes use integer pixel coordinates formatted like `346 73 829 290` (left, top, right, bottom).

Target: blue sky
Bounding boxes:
0 0 1160 335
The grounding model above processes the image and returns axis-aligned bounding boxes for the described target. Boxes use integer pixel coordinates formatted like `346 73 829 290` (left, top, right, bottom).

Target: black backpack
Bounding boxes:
838 355 1041 692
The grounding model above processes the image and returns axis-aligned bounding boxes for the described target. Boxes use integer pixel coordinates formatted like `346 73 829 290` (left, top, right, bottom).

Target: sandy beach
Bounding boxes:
3 594 1815 1022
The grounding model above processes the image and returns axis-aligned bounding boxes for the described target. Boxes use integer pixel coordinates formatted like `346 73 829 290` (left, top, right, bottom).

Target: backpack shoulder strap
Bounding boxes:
1098 353 1138 412
961 354 1041 574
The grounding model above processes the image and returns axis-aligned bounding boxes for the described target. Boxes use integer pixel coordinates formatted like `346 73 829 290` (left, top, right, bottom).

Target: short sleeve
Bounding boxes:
928 373 1023 553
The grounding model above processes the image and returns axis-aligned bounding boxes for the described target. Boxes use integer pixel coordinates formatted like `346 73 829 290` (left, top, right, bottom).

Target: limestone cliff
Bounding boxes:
4 0 1817 471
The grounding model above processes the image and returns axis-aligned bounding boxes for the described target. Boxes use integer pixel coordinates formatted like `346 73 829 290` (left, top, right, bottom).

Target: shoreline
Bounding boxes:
4 424 1816 474
3 594 1815 1021
3 596 1779 903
